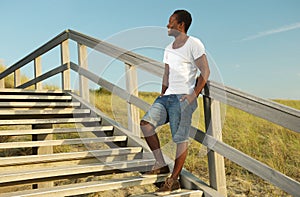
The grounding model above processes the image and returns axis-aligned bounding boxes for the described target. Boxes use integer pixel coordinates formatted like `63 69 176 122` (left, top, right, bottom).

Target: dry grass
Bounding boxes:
90 90 299 196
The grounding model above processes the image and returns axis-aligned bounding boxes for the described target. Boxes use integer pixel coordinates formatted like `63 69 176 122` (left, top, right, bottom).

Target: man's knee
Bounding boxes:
140 120 155 136
140 120 150 127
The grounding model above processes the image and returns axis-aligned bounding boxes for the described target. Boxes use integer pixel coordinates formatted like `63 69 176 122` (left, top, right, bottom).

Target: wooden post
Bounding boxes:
14 69 21 88
61 40 70 91
125 63 140 137
78 43 89 101
0 78 4 88
203 94 227 196
34 56 42 90
0 61 4 88
32 124 53 188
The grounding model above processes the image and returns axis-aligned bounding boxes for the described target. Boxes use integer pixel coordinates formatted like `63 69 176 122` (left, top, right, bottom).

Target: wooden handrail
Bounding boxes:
67 29 300 133
205 81 300 133
68 29 164 77
0 29 299 196
17 63 69 89
0 30 69 80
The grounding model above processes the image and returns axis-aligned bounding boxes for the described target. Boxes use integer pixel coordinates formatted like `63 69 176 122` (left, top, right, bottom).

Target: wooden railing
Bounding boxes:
0 29 299 196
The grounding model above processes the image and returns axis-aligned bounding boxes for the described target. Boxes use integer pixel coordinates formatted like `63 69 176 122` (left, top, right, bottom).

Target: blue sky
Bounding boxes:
0 0 299 99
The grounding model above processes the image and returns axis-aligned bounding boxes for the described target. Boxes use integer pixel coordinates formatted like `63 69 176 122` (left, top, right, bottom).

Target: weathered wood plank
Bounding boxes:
34 56 42 90
0 117 101 125
32 124 53 189
131 190 204 197
68 29 164 77
78 43 89 101
0 88 65 94
190 127 300 196
18 64 68 89
180 170 224 197
0 109 89 115
0 175 166 197
0 136 127 149
1 155 143 174
0 159 155 184
0 126 113 136
125 63 140 137
0 101 80 108
61 40 70 90
14 69 21 88
203 97 227 196
0 147 142 166
205 81 300 133
0 95 71 101
0 80 4 88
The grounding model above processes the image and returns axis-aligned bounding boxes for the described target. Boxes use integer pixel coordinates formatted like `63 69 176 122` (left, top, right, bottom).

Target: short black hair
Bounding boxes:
173 10 192 33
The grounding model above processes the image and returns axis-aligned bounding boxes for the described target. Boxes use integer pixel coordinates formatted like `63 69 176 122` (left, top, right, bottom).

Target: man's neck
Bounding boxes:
174 33 188 42
172 33 188 49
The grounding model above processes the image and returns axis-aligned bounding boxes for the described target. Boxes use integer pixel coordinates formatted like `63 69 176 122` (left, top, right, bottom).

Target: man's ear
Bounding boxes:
179 22 185 32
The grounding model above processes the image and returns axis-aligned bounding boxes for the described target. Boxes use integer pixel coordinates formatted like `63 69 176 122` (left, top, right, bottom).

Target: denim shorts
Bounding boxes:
141 94 198 143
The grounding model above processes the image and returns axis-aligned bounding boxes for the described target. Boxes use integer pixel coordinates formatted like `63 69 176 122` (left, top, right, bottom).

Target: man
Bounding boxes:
140 9 210 195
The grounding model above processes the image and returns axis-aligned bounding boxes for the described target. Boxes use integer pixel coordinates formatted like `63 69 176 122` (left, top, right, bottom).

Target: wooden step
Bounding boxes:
0 147 142 166
0 136 127 149
163 190 203 197
130 189 203 197
0 101 80 108
0 109 90 115
0 117 101 125
0 89 65 94
0 175 167 197
0 126 113 136
0 95 71 100
0 159 155 184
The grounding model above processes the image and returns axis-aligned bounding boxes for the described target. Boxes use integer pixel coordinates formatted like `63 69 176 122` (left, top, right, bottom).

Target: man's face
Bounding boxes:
167 14 183 37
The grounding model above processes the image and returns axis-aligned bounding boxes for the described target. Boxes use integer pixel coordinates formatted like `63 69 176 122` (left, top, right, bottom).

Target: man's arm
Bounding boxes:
194 54 210 96
160 64 169 96
182 54 210 103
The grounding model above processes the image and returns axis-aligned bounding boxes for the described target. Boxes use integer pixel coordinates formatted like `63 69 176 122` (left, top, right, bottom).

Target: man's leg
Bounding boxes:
140 120 166 165
154 142 187 195
155 95 195 195
168 96 196 180
170 141 188 180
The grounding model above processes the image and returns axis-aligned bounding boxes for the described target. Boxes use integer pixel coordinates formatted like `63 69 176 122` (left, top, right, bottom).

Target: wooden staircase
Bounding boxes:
0 89 203 197
0 29 299 196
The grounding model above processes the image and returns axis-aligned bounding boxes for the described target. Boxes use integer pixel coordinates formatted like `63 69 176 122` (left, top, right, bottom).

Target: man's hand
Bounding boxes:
180 92 197 104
